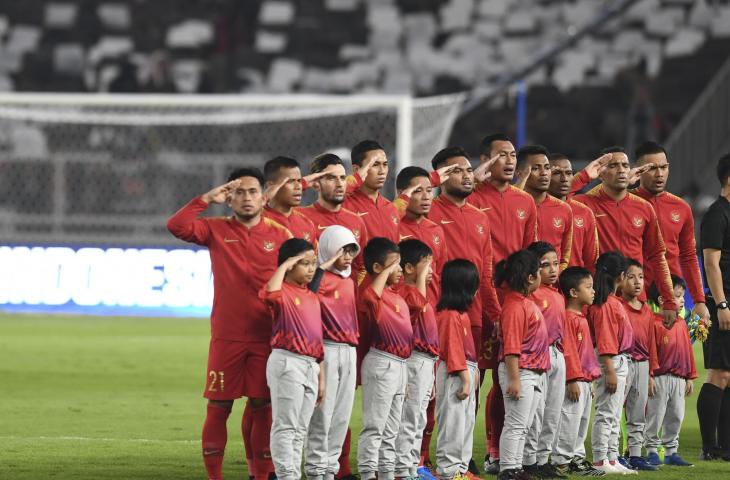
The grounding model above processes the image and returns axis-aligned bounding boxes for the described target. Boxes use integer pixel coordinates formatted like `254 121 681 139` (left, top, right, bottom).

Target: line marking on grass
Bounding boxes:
0 435 198 444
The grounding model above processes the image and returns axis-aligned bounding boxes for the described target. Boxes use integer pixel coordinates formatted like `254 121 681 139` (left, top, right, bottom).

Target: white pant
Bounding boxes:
395 352 437 477
305 342 357 480
645 374 687 456
266 349 319 480
523 345 566 465
357 349 408 480
552 381 593 464
591 354 628 463
498 363 546 472
435 360 478 480
624 359 650 457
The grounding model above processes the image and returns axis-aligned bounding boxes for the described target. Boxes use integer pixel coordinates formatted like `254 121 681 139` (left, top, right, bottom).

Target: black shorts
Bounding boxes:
703 298 730 370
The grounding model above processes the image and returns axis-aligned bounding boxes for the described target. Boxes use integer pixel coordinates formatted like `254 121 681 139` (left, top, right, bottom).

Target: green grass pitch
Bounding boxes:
2 313 730 479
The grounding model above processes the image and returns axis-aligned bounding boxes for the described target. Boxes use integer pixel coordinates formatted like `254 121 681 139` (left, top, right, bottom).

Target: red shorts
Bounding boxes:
204 339 271 400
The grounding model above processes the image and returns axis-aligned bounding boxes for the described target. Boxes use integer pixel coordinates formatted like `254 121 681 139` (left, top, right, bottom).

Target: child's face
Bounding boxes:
673 285 686 311
382 252 403 286
287 250 317 285
573 276 595 306
527 269 542 294
538 251 559 285
334 244 358 271
405 254 433 283
623 265 644 299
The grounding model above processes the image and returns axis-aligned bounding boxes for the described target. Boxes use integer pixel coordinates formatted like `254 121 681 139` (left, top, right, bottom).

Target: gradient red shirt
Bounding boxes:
398 216 448 304
317 270 358 345
566 309 601 381
652 315 698 379
263 206 317 244
344 174 400 243
260 283 324 361
568 198 599 271
400 284 439 357
634 187 705 303
166 197 292 342
437 309 477 372
588 294 634 356
499 291 550 371
535 195 573 270
530 284 566 346
574 186 676 310
620 298 659 371
428 195 501 328
360 285 413 359
469 181 538 264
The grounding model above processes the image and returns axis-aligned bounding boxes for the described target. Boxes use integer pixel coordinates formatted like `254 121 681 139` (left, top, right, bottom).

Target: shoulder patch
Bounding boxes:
585 184 602 196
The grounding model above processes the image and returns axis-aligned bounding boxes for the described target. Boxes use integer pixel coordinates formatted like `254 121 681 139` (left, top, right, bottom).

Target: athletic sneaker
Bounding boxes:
569 459 606 476
537 463 568 479
592 461 621 474
522 464 542 478
418 465 440 480
646 452 661 466
699 448 730 461
484 458 500 475
464 471 482 480
553 464 570 477
468 459 481 475
664 453 694 467
615 457 633 471
609 461 637 475
496 469 527 480
627 456 657 471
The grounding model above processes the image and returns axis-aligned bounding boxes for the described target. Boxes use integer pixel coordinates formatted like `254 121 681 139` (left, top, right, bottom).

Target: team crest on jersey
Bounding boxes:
476 224 485 235
391 215 399 225
303 232 311 241
670 210 681 223
263 240 275 251
353 229 360 239
663 335 669 345
632 216 644 228
553 217 563 229
516 209 526 220
294 297 301 306
577 331 583 342
395 304 400 313
334 290 340 299
575 216 584 228
433 234 441 245
422 305 428 313
542 299 549 310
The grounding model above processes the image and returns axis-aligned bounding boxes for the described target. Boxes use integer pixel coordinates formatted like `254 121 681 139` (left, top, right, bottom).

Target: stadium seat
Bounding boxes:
97 3 131 30
44 2 77 29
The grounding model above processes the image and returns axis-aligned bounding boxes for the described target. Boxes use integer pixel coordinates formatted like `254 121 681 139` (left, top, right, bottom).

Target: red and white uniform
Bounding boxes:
398 217 448 304
535 195 573 270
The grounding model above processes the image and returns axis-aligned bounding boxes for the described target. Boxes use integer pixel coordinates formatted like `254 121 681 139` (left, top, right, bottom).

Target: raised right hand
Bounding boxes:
584 153 612 180
202 179 240 204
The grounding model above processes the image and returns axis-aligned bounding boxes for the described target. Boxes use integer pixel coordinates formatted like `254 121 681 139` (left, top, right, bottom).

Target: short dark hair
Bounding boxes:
363 237 400 275
647 275 687 304
559 266 593 300
351 140 384 167
479 133 511 156
625 258 643 271
398 239 432 271
310 153 345 174
527 241 557 260
717 153 730 186
634 141 666 161
227 167 265 187
517 145 549 166
548 152 570 162
277 238 315 266
437 259 480 313
263 156 299 183
601 145 626 155
495 249 540 294
431 146 469 170
396 166 431 191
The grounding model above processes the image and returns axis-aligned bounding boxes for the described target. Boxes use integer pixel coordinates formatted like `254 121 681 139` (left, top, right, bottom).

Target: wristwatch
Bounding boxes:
718 301 729 310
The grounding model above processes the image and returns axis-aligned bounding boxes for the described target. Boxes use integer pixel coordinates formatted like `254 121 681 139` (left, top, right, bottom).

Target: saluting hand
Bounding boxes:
628 163 655 184
319 248 344 271
473 154 500 183
264 175 292 203
584 153 612 180
202 179 240 204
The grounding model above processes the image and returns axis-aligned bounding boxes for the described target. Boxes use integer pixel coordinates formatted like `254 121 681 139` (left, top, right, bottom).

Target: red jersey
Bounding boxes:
530 284 566 346
469 181 538 264
437 309 477 372
263 206 317 244
567 198 599 271
428 195 502 328
360 285 413 359
400 284 439 357
297 203 369 282
498 291 550 371
535 195 573 270
317 270 358 345
652 315 697 379
166 197 292 342
620 298 659 371
344 173 400 242
574 186 676 310
588 294 634 356
260 283 324 361
565 309 601 381
398 216 448 304
633 187 705 303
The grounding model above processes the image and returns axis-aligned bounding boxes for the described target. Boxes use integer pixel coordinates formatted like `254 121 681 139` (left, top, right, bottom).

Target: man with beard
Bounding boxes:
547 153 599 271
167 168 293 480
573 147 678 327
520 145 573 271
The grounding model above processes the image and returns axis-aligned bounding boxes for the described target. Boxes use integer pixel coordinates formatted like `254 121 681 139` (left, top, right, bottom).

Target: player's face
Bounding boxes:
574 277 595 306
405 176 433 216
288 250 317 285
360 149 388 191
639 152 669 194
486 140 517 182
229 176 264 220
316 164 347 205
271 166 303 207
538 251 559 285
549 159 574 198
623 265 644 299
334 243 359 270
442 156 474 199
381 252 403 286
525 154 552 193
673 285 686 311
600 152 630 191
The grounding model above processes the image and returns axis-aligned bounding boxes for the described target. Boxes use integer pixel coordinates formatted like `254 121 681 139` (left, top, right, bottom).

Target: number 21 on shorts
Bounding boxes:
208 370 225 392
